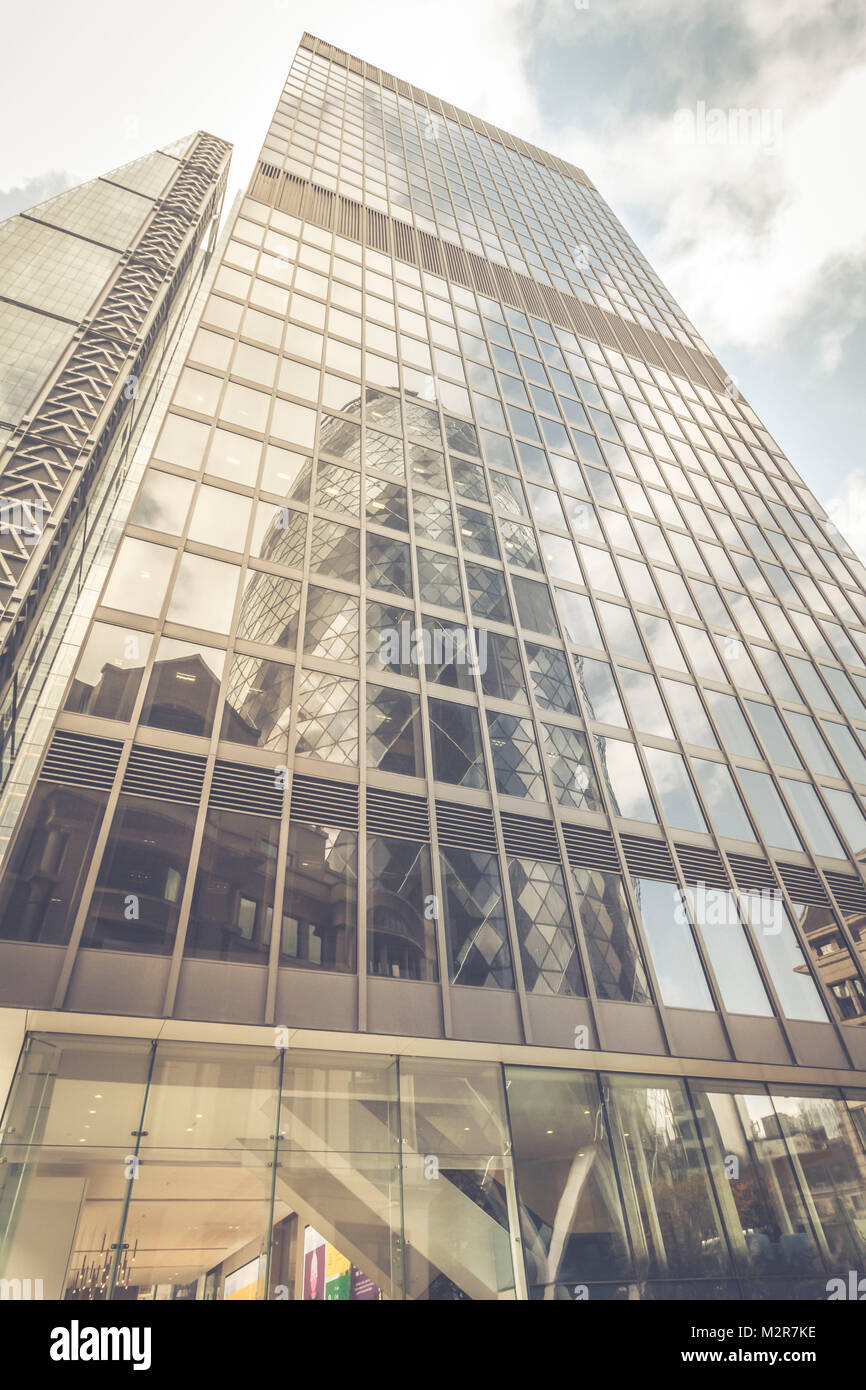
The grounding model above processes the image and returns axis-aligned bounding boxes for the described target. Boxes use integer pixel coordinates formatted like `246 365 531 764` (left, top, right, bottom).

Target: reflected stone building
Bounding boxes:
3 34 866 1301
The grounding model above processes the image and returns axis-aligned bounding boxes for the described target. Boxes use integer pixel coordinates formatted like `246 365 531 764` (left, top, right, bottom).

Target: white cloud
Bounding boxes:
823 471 866 566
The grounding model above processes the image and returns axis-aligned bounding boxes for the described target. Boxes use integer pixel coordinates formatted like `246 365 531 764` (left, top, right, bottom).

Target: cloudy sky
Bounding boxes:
2 0 864 552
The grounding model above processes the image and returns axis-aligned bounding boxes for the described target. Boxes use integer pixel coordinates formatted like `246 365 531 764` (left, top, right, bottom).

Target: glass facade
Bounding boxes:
3 32 866 1305
1 1034 865 1301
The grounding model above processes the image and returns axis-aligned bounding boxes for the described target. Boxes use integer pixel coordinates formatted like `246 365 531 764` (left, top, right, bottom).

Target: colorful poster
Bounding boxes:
304 1226 381 1300
325 1269 350 1300
224 1256 263 1301
303 1228 326 1301
350 1265 380 1300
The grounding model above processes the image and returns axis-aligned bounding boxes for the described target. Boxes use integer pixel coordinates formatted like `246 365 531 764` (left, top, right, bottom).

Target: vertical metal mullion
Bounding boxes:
107 1037 157 1300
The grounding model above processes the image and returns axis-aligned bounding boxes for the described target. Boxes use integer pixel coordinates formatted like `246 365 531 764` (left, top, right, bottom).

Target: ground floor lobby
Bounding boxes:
1 1014 865 1301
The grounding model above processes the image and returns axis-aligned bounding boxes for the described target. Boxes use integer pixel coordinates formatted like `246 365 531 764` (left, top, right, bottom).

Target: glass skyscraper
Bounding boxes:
2 33 866 1303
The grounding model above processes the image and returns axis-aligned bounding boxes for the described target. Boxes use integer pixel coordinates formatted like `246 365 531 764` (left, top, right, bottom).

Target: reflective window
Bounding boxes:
507 1067 632 1288
604 1074 731 1279
82 794 198 953
279 822 357 970
574 655 626 726
488 713 545 799
220 653 293 750
692 758 755 840
131 470 194 535
367 835 437 981
767 1089 866 1267
140 637 225 736
237 571 301 648
102 537 175 618
508 858 584 996
64 624 152 721
632 877 713 1010
643 748 707 832
525 644 579 714
661 679 717 748
367 686 424 776
166 553 240 634
541 725 603 810
428 698 486 788
186 809 281 962
571 867 651 1003
187 485 252 553
0 785 109 944
596 738 656 821
439 846 513 988
479 632 527 704
619 668 672 738
740 899 828 1022
689 1082 824 1279
684 884 773 1016
295 672 358 765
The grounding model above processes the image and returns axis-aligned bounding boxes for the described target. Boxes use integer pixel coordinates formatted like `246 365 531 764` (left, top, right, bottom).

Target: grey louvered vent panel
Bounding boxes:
435 801 497 852
366 787 429 841
620 834 675 880
209 759 284 818
121 745 206 805
561 823 619 872
40 730 122 790
824 871 866 914
728 854 779 893
290 775 359 830
675 844 729 888
500 812 559 861
776 862 829 906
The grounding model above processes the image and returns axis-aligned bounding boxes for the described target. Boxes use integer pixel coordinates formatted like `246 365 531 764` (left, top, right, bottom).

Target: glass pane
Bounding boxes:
740 899 828 1023
428 698 486 789
689 1082 825 1281
102 537 175 618
0 1036 153 1300
130 469 194 535
128 1042 281 1299
768 1088 866 1267
525 644 578 714
0 784 109 944
789 900 866 1024
604 1073 731 1279
366 686 424 776
507 1066 633 1290
185 809 281 962
279 822 357 971
278 1051 401 1299
692 758 755 841
221 653 293 750
439 846 513 988
596 738 656 821
400 1059 518 1299
488 713 545 799
166 553 240 634
572 868 651 1003
295 672 358 765
64 624 152 720
139 637 225 736
541 725 603 810
632 877 713 1010
684 884 773 1016
82 795 198 953
508 857 584 995
643 748 707 832
367 835 438 981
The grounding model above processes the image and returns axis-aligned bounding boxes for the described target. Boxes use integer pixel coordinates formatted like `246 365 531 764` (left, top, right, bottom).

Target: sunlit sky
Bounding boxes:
2 0 864 553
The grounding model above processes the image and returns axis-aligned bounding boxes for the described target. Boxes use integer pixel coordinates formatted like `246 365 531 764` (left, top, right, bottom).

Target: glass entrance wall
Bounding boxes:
2 1032 866 1301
